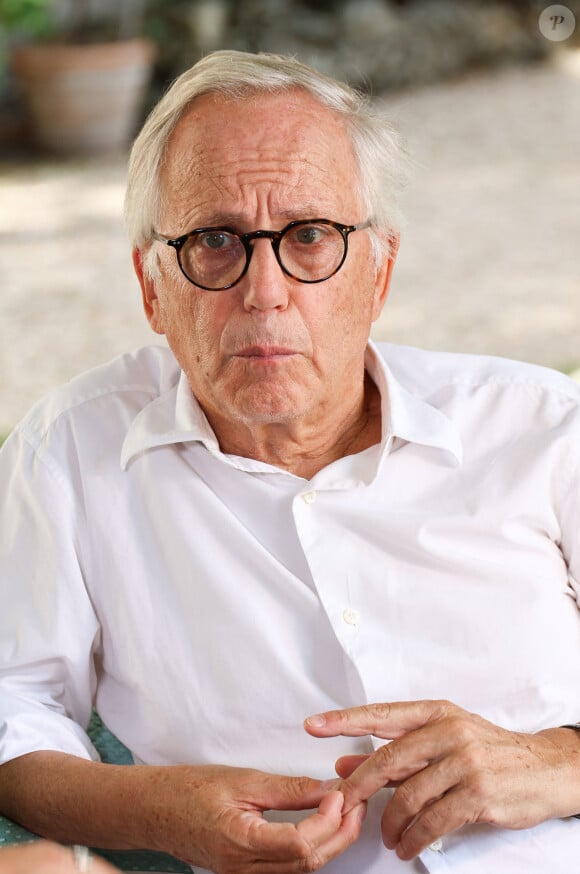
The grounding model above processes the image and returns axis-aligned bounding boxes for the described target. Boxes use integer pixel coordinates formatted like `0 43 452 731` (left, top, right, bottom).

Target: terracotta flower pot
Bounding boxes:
11 37 156 154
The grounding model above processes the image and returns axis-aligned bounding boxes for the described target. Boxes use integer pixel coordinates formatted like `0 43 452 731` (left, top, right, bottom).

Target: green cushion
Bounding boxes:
87 711 135 766
0 712 192 872
0 816 36 846
93 848 192 872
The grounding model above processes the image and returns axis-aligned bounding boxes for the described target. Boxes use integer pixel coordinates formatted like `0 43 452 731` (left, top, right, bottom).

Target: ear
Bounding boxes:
371 232 400 322
133 247 166 335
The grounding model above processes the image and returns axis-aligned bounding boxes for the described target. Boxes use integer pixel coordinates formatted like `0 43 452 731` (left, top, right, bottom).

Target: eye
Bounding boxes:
198 231 236 250
294 225 324 245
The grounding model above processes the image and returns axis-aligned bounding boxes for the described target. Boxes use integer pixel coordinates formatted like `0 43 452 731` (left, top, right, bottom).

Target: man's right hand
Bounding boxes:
144 764 365 873
0 754 366 874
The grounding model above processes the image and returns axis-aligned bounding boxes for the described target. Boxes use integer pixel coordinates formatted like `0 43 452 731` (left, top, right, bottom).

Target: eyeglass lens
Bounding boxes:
179 221 348 290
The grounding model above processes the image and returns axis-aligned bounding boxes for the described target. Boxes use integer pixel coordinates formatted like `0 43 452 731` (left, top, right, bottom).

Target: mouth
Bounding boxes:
234 346 298 360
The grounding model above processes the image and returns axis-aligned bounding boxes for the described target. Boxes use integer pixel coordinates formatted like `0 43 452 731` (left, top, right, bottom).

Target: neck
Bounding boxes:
204 372 383 480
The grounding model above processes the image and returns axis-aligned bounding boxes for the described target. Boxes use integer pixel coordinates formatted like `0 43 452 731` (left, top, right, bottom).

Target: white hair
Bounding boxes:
124 49 409 274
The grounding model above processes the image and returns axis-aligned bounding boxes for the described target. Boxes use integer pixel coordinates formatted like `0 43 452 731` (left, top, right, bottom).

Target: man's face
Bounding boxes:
137 89 395 432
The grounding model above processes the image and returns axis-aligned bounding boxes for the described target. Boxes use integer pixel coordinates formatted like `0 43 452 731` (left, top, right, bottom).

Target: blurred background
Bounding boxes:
0 0 579 438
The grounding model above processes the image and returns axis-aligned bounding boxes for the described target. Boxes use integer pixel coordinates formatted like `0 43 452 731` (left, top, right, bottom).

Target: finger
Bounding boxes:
253 773 332 811
394 789 472 860
305 700 453 740
335 754 370 779
245 790 344 858
301 800 367 868
242 792 364 872
381 758 461 850
338 745 402 814
338 717 468 813
245 803 365 874
296 789 346 844
338 743 435 814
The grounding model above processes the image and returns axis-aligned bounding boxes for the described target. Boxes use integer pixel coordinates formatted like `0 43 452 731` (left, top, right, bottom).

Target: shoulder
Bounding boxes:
16 345 181 450
373 341 580 403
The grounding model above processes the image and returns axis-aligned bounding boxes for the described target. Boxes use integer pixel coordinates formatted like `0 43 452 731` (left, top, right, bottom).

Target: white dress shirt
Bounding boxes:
1 340 580 874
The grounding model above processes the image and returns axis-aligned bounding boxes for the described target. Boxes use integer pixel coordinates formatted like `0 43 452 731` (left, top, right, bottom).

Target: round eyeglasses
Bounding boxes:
151 218 371 291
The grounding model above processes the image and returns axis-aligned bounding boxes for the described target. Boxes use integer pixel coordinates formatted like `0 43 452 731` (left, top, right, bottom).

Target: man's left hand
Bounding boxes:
305 700 580 860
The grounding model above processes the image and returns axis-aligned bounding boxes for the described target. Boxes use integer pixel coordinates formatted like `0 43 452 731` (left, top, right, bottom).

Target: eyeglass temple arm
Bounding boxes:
150 231 181 248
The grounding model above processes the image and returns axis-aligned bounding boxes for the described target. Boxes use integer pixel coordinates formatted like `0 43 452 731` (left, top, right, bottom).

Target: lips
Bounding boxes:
235 346 297 358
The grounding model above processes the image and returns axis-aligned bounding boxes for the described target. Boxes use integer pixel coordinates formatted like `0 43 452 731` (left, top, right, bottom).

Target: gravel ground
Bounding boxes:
0 51 579 436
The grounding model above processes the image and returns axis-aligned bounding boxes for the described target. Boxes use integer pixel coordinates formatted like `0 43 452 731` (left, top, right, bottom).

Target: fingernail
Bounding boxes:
357 806 367 824
306 714 326 727
320 778 340 792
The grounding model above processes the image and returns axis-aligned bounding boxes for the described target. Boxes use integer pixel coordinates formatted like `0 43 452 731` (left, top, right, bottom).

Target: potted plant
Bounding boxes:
0 0 156 153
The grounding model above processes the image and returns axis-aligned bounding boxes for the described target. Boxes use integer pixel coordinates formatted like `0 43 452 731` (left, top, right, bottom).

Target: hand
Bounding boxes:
147 764 366 874
304 699 580 860
0 841 118 874
0 754 365 874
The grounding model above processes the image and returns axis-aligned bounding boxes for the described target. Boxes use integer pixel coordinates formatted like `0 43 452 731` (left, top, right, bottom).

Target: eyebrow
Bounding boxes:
193 207 332 228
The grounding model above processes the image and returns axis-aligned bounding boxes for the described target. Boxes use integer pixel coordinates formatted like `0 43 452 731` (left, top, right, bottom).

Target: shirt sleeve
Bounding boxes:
0 424 101 764
418 817 580 874
557 405 580 600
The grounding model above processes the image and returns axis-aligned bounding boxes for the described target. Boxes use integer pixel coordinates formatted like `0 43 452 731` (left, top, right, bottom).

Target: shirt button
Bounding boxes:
302 491 317 504
342 608 360 626
428 838 443 852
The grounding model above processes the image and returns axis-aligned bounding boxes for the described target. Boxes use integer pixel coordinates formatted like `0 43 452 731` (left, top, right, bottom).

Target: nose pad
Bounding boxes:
242 238 289 310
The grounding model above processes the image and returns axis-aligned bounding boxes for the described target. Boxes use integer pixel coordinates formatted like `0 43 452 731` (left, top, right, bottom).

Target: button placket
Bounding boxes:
293 490 362 663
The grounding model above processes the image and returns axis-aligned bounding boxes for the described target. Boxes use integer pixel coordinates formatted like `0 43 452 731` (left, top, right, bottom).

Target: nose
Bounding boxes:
241 238 290 312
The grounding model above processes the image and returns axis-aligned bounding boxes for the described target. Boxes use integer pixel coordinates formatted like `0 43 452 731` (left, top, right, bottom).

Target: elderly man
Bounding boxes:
1 49 580 874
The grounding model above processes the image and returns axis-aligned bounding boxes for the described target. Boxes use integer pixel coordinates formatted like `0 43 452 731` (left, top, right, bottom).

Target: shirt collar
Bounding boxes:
121 343 463 469
121 370 218 468
366 340 463 467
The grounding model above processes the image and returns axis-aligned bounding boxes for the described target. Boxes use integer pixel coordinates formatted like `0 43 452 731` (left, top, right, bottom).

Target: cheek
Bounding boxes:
160 287 192 336
162 287 231 369
154 256 234 374
328 268 377 334
298 290 364 370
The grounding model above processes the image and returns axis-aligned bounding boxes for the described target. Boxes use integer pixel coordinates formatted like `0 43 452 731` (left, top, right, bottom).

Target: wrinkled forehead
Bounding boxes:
158 89 361 220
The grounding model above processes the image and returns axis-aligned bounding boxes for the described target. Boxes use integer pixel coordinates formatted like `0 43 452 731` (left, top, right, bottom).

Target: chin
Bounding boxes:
234 404 303 426
230 386 306 425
